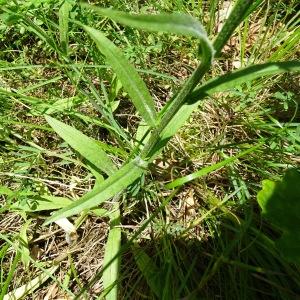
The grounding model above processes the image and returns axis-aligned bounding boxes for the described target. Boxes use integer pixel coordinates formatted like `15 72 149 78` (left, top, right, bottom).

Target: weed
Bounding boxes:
0 0 300 299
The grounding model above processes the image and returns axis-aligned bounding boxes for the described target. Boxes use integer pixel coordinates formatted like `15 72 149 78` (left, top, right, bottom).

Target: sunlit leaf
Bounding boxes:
191 61 300 100
102 204 121 300
44 158 146 224
19 220 31 268
80 24 157 127
11 195 72 212
46 116 116 176
82 4 214 58
59 0 73 54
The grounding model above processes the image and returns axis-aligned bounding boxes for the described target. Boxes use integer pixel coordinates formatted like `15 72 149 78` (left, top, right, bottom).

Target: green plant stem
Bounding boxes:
140 59 211 160
140 0 253 160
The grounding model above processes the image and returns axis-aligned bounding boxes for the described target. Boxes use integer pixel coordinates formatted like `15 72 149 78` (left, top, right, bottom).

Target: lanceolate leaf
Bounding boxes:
59 0 73 54
46 116 116 176
81 24 157 127
82 5 214 58
135 62 300 160
151 61 300 157
47 115 123 298
11 195 72 212
44 158 145 224
191 61 300 100
102 203 121 300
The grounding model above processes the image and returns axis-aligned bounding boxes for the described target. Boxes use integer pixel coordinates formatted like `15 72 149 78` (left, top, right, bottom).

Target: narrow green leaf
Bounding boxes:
166 143 261 188
80 24 157 127
98 7 214 161
44 158 145 224
82 4 214 57
90 208 108 217
44 97 81 114
102 204 121 300
152 61 300 157
191 61 300 100
45 115 116 176
3 266 58 300
269 27 300 61
0 234 74 298
132 244 163 298
11 195 73 212
213 0 252 56
59 0 73 54
0 251 20 299
19 220 31 268
135 122 150 149
47 114 123 297
19 76 63 94
22 15 58 52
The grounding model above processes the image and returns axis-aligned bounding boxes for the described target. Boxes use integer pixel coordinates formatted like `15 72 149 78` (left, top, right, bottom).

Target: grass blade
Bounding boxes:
102 204 121 300
44 158 145 224
82 4 214 57
59 0 73 54
0 251 21 299
19 13 58 52
166 143 262 188
132 244 163 298
19 76 63 94
45 115 116 176
3 266 58 300
80 24 157 128
269 27 300 61
11 195 73 212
